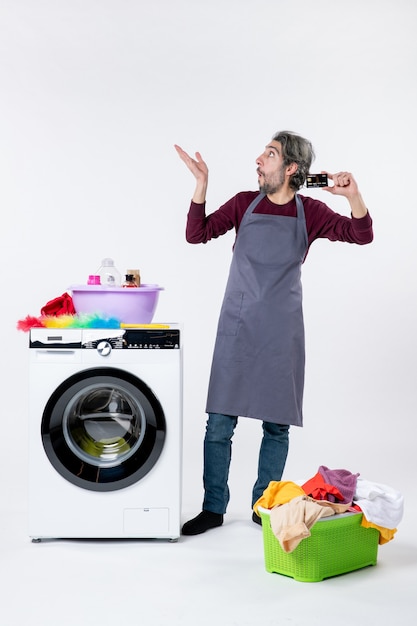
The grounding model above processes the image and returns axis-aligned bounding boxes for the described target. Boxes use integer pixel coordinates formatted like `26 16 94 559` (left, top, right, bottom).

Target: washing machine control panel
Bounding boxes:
30 328 181 350
83 329 181 350
96 340 112 356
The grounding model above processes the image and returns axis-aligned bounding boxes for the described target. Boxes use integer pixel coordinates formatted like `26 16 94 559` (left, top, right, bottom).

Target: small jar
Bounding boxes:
126 269 141 287
122 274 138 288
87 275 101 285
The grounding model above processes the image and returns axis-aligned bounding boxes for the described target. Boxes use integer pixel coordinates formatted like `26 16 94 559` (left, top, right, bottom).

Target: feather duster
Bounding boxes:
17 313 121 331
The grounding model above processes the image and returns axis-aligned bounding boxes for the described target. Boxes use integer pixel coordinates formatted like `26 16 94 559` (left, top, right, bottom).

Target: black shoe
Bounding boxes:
252 511 262 526
182 510 224 536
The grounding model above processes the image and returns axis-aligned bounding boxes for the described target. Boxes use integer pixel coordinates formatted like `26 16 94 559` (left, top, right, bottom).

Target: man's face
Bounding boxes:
256 140 286 194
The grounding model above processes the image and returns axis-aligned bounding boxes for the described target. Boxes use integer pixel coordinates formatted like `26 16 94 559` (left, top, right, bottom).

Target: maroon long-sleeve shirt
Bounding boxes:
186 191 373 258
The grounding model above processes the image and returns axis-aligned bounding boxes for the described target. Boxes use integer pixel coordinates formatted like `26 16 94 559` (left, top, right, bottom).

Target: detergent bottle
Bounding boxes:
97 258 122 287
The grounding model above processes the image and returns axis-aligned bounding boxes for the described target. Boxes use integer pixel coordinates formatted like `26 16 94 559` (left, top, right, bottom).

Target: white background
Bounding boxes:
1 0 416 519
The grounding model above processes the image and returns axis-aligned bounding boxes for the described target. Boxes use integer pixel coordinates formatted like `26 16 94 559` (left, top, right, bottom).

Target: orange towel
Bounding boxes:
253 481 305 514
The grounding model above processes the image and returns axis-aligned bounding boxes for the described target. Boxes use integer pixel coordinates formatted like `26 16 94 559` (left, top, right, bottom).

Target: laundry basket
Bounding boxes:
259 508 379 582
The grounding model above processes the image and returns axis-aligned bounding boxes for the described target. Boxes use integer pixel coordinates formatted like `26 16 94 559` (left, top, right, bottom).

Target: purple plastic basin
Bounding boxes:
71 284 164 323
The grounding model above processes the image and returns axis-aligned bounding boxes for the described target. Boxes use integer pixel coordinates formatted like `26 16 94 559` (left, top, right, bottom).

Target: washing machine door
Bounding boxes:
41 368 166 491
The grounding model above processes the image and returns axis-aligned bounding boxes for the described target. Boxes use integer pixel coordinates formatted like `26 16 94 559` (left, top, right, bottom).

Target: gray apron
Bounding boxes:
205 193 308 425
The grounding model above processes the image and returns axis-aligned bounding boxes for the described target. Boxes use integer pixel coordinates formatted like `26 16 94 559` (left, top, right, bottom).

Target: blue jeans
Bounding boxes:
202 412 289 515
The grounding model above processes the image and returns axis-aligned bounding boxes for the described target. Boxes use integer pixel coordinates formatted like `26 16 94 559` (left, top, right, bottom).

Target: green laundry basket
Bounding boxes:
259 508 379 582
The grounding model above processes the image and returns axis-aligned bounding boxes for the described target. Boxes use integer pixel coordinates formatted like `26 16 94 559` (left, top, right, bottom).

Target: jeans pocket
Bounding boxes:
217 291 244 336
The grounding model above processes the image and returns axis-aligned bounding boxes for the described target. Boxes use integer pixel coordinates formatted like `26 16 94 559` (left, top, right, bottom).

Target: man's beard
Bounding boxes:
258 165 286 194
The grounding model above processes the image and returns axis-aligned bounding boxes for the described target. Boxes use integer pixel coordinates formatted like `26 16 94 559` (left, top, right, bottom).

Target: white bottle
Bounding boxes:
97 258 122 287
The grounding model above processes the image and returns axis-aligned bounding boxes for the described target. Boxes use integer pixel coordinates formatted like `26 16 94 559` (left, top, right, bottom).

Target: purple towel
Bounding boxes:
318 466 360 504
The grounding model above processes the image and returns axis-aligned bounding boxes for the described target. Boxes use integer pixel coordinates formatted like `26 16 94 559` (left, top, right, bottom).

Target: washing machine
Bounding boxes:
28 324 182 541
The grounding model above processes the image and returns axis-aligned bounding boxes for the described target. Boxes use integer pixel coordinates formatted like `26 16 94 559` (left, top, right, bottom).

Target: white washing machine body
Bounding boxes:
28 325 183 541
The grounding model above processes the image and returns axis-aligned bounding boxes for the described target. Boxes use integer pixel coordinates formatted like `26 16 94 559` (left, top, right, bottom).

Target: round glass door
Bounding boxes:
41 368 166 491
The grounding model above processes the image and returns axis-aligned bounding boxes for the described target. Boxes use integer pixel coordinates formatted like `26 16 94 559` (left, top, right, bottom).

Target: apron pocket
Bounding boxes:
217 291 244 336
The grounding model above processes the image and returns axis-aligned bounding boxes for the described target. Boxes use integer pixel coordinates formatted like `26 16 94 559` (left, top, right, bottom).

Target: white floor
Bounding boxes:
1 498 415 626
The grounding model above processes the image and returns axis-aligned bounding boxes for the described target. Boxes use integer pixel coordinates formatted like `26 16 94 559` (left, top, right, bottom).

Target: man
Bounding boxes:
175 131 373 536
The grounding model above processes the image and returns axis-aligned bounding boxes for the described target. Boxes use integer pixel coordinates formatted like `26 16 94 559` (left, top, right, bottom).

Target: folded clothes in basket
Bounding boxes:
353 478 404 529
253 481 306 510
269 495 351 553
302 466 359 504
254 467 404 550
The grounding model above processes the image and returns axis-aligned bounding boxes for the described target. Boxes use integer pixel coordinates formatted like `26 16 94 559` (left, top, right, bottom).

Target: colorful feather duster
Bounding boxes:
17 292 121 331
17 313 121 331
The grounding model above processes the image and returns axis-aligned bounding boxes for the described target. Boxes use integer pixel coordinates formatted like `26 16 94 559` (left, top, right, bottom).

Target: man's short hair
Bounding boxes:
272 131 315 191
